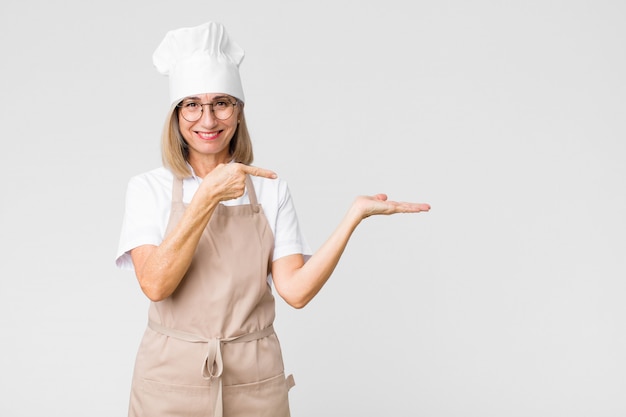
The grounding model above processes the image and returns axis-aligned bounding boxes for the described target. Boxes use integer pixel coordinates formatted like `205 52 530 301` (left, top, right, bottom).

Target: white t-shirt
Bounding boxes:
116 166 312 271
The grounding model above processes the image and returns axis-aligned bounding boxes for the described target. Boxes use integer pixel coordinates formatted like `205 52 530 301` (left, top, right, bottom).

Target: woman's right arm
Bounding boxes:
130 163 277 302
130 196 218 302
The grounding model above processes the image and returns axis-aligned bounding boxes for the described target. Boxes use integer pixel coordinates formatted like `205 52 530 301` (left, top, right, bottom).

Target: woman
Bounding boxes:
116 22 430 417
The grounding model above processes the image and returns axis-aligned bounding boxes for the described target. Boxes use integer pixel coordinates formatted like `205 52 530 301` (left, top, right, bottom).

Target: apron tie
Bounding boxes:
148 321 275 417
203 338 223 379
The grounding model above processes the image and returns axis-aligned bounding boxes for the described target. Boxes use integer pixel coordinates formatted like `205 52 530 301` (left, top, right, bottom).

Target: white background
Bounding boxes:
1 1 625 416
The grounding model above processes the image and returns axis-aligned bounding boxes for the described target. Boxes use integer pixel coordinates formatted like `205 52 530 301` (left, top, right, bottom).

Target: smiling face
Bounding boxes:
177 93 240 168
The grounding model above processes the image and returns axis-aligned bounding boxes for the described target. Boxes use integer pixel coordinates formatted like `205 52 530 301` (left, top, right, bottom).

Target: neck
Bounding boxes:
188 154 231 178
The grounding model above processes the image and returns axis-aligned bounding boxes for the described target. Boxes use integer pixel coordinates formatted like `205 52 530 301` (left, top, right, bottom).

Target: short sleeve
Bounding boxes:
115 172 171 270
272 181 312 261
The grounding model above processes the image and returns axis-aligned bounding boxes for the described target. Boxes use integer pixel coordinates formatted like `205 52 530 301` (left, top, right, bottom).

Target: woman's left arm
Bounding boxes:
271 194 430 309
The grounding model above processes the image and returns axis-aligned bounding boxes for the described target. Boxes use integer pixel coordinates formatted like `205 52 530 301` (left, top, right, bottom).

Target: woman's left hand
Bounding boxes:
351 194 430 220
272 194 430 308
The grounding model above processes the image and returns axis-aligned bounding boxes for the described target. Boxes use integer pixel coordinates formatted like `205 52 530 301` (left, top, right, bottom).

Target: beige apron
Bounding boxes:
128 175 294 417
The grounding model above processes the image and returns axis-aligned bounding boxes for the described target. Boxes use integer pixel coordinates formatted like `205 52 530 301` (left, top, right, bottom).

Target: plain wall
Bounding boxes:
1 0 624 415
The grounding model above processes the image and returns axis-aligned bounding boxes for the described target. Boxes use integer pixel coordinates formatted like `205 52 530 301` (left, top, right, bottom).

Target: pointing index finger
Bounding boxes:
242 165 278 179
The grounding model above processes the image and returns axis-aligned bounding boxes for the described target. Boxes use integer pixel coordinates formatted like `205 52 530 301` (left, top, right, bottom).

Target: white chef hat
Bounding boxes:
153 22 245 105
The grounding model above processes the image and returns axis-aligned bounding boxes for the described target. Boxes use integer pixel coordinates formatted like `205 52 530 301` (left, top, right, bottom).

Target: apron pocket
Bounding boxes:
139 379 212 417
222 372 293 417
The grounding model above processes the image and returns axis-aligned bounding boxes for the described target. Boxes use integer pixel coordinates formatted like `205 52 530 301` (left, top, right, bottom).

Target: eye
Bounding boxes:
184 101 200 109
214 101 229 109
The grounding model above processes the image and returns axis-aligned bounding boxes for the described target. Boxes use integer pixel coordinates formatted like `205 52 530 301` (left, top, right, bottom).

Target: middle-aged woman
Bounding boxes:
116 22 430 417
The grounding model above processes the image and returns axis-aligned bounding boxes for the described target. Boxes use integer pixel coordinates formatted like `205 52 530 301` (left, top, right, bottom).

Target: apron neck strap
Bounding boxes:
172 175 184 205
244 175 260 211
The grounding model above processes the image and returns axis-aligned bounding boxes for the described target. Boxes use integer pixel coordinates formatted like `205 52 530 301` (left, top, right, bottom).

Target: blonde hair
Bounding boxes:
161 99 253 178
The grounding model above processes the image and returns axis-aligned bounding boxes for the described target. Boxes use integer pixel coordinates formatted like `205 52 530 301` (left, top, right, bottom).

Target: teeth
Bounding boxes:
198 131 218 139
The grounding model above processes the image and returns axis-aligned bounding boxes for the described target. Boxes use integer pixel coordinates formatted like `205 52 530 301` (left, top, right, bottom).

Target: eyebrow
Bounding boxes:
184 95 232 101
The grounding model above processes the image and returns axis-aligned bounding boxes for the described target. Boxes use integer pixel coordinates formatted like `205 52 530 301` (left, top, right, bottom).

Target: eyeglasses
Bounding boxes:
176 98 238 122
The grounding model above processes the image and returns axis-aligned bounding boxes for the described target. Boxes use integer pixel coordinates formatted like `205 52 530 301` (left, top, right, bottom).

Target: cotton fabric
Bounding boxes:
127 175 294 416
116 166 312 270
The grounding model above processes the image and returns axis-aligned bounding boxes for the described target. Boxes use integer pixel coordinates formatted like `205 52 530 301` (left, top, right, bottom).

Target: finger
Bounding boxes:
373 193 388 201
241 165 278 179
387 201 430 213
391 201 431 213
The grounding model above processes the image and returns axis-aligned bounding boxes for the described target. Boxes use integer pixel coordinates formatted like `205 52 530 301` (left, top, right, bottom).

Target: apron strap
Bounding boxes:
172 175 184 205
245 174 261 213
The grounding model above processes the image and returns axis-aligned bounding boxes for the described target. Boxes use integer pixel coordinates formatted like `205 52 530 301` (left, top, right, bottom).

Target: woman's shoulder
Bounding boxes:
128 166 173 187
125 167 174 199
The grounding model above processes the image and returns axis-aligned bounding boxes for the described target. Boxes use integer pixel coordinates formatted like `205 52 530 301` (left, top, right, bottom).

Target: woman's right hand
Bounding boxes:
131 163 277 301
199 163 278 202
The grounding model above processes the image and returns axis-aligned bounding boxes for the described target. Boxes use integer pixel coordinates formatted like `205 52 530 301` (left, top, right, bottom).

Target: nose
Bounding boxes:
198 104 218 126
